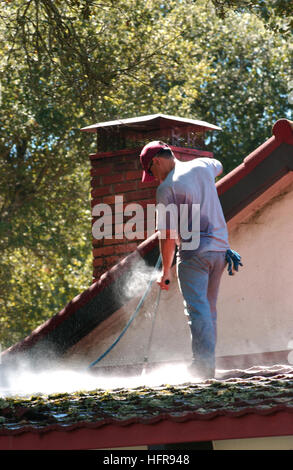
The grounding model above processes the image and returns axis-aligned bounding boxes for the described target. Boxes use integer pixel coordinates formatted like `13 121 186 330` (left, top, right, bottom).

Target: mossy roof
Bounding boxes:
1 366 293 436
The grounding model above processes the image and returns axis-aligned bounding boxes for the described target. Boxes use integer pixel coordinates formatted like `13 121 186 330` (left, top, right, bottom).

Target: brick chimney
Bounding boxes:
81 114 221 282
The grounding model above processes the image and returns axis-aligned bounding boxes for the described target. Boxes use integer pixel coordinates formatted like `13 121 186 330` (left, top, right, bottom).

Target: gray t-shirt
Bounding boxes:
155 157 230 258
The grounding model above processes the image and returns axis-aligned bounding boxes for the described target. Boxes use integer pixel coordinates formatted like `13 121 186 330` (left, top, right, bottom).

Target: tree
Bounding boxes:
0 0 207 347
184 3 292 171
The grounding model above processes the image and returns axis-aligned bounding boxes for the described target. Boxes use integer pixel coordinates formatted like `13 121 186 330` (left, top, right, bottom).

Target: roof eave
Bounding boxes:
0 407 293 450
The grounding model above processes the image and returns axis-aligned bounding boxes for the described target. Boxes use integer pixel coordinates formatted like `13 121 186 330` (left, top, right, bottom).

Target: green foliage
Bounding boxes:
183 4 292 171
0 0 291 348
211 0 293 34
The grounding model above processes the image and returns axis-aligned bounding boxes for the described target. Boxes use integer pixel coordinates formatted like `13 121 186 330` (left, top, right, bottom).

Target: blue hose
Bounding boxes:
87 255 162 369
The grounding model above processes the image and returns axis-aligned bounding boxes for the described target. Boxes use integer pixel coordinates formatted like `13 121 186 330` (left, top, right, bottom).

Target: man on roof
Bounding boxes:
140 140 242 380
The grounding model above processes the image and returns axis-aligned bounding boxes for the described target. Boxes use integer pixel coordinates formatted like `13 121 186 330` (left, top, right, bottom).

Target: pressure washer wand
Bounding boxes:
87 255 162 370
141 279 170 376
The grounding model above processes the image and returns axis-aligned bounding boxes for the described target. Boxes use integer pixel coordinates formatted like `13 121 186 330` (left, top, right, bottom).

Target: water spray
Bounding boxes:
0 256 172 395
87 255 165 371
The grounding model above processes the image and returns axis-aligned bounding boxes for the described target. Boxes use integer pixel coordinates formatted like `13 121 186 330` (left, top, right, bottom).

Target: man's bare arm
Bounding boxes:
157 230 176 290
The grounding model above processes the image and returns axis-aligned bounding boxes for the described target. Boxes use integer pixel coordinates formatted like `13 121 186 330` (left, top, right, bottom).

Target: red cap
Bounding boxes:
139 141 171 182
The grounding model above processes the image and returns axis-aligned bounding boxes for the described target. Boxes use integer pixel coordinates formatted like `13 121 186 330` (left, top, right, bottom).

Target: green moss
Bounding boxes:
1 374 293 430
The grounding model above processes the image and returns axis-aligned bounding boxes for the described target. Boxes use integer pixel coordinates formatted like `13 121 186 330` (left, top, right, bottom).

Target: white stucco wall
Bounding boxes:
213 435 293 450
217 179 293 360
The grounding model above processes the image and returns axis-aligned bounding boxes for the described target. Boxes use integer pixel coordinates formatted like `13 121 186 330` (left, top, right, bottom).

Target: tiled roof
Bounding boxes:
1 365 293 448
217 119 293 221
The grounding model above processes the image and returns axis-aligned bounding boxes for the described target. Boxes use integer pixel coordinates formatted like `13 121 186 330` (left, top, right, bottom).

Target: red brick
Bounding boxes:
91 186 112 198
91 199 119 209
115 161 139 171
102 195 117 204
114 243 138 254
91 159 113 167
90 148 140 160
91 199 99 208
93 257 104 267
91 177 101 187
105 156 127 167
104 237 125 245
126 170 142 180
114 181 137 193
105 255 123 266
93 245 116 257
125 189 155 202
92 238 104 247
90 165 113 176
101 174 124 185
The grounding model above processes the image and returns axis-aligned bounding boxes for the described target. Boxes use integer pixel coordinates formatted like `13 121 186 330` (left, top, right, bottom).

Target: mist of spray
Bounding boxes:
122 258 161 300
0 361 197 398
0 259 208 397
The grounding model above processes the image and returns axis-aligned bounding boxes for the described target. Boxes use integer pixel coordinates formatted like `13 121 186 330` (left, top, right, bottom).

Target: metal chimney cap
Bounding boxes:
81 113 222 133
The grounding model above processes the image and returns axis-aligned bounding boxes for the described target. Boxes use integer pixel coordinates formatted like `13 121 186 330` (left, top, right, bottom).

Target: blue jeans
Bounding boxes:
176 251 226 371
